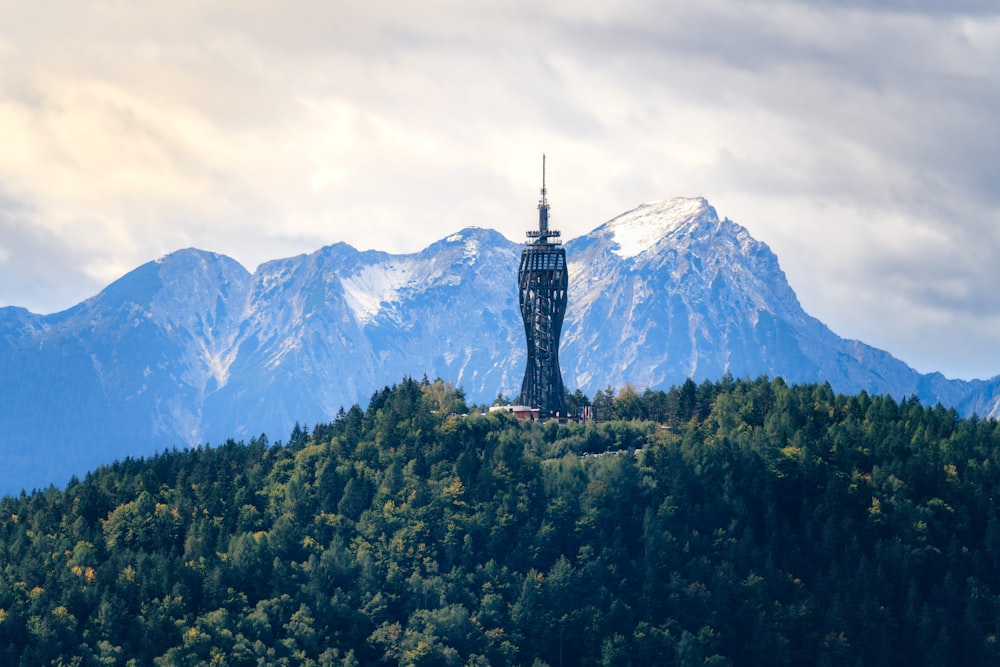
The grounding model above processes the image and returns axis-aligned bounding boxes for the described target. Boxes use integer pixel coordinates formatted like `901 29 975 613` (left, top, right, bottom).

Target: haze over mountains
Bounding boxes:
2 197 998 494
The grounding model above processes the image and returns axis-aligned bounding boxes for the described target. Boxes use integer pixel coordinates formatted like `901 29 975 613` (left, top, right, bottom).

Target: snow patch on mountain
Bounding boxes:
340 260 419 324
268 331 303 369
444 231 482 264
608 198 711 258
462 238 480 263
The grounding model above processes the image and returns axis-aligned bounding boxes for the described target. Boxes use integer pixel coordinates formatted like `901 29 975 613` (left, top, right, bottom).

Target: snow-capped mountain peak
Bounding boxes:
605 197 714 258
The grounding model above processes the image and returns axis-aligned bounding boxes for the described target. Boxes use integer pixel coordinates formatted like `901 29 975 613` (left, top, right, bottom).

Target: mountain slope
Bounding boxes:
2 198 998 493
563 199 927 397
199 228 525 441
0 250 250 491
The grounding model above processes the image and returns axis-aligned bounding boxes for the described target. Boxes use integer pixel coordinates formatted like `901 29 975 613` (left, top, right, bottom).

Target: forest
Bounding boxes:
2 375 1000 665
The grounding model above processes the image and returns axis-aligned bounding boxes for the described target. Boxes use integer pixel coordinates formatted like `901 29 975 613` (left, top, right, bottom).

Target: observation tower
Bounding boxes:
518 155 568 418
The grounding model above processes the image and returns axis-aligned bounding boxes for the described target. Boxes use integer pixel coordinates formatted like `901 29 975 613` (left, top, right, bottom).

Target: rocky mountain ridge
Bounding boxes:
2 197 998 493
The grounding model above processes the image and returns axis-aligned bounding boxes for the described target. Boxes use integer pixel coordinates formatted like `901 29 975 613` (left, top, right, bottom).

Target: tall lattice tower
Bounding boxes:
518 155 568 418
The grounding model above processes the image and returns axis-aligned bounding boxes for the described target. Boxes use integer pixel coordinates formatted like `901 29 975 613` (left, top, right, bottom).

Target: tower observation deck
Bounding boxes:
518 155 568 418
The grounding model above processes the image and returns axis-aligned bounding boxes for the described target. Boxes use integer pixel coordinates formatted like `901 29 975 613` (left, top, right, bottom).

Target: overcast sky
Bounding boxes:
1 0 998 380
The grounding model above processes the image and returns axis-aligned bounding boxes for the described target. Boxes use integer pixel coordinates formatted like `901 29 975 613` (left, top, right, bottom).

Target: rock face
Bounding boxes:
2 198 998 493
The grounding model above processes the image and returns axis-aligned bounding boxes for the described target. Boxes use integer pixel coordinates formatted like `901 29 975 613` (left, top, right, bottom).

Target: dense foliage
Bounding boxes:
2 376 1000 665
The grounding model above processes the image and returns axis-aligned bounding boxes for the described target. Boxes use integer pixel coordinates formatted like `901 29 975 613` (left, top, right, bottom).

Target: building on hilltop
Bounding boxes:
518 155 568 418
487 404 541 420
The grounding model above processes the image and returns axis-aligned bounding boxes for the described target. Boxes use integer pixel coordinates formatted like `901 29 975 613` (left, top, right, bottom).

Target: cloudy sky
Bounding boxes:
1 0 998 380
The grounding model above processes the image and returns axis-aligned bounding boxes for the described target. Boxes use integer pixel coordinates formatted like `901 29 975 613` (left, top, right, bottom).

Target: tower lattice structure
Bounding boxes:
518 155 568 418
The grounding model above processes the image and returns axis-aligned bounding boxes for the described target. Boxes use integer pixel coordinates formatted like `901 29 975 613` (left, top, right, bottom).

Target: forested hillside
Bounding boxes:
2 377 1000 665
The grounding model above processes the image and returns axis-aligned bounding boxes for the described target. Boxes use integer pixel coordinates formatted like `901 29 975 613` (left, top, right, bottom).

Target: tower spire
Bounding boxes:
538 154 549 236
541 153 547 206
532 153 558 243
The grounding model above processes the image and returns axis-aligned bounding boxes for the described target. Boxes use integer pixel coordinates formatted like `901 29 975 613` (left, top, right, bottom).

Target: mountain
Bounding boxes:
0 250 251 489
561 199 1000 406
2 198 998 493
199 230 524 441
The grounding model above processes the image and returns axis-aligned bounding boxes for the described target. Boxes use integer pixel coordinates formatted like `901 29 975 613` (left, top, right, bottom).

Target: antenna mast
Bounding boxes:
541 153 547 205
533 153 556 241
